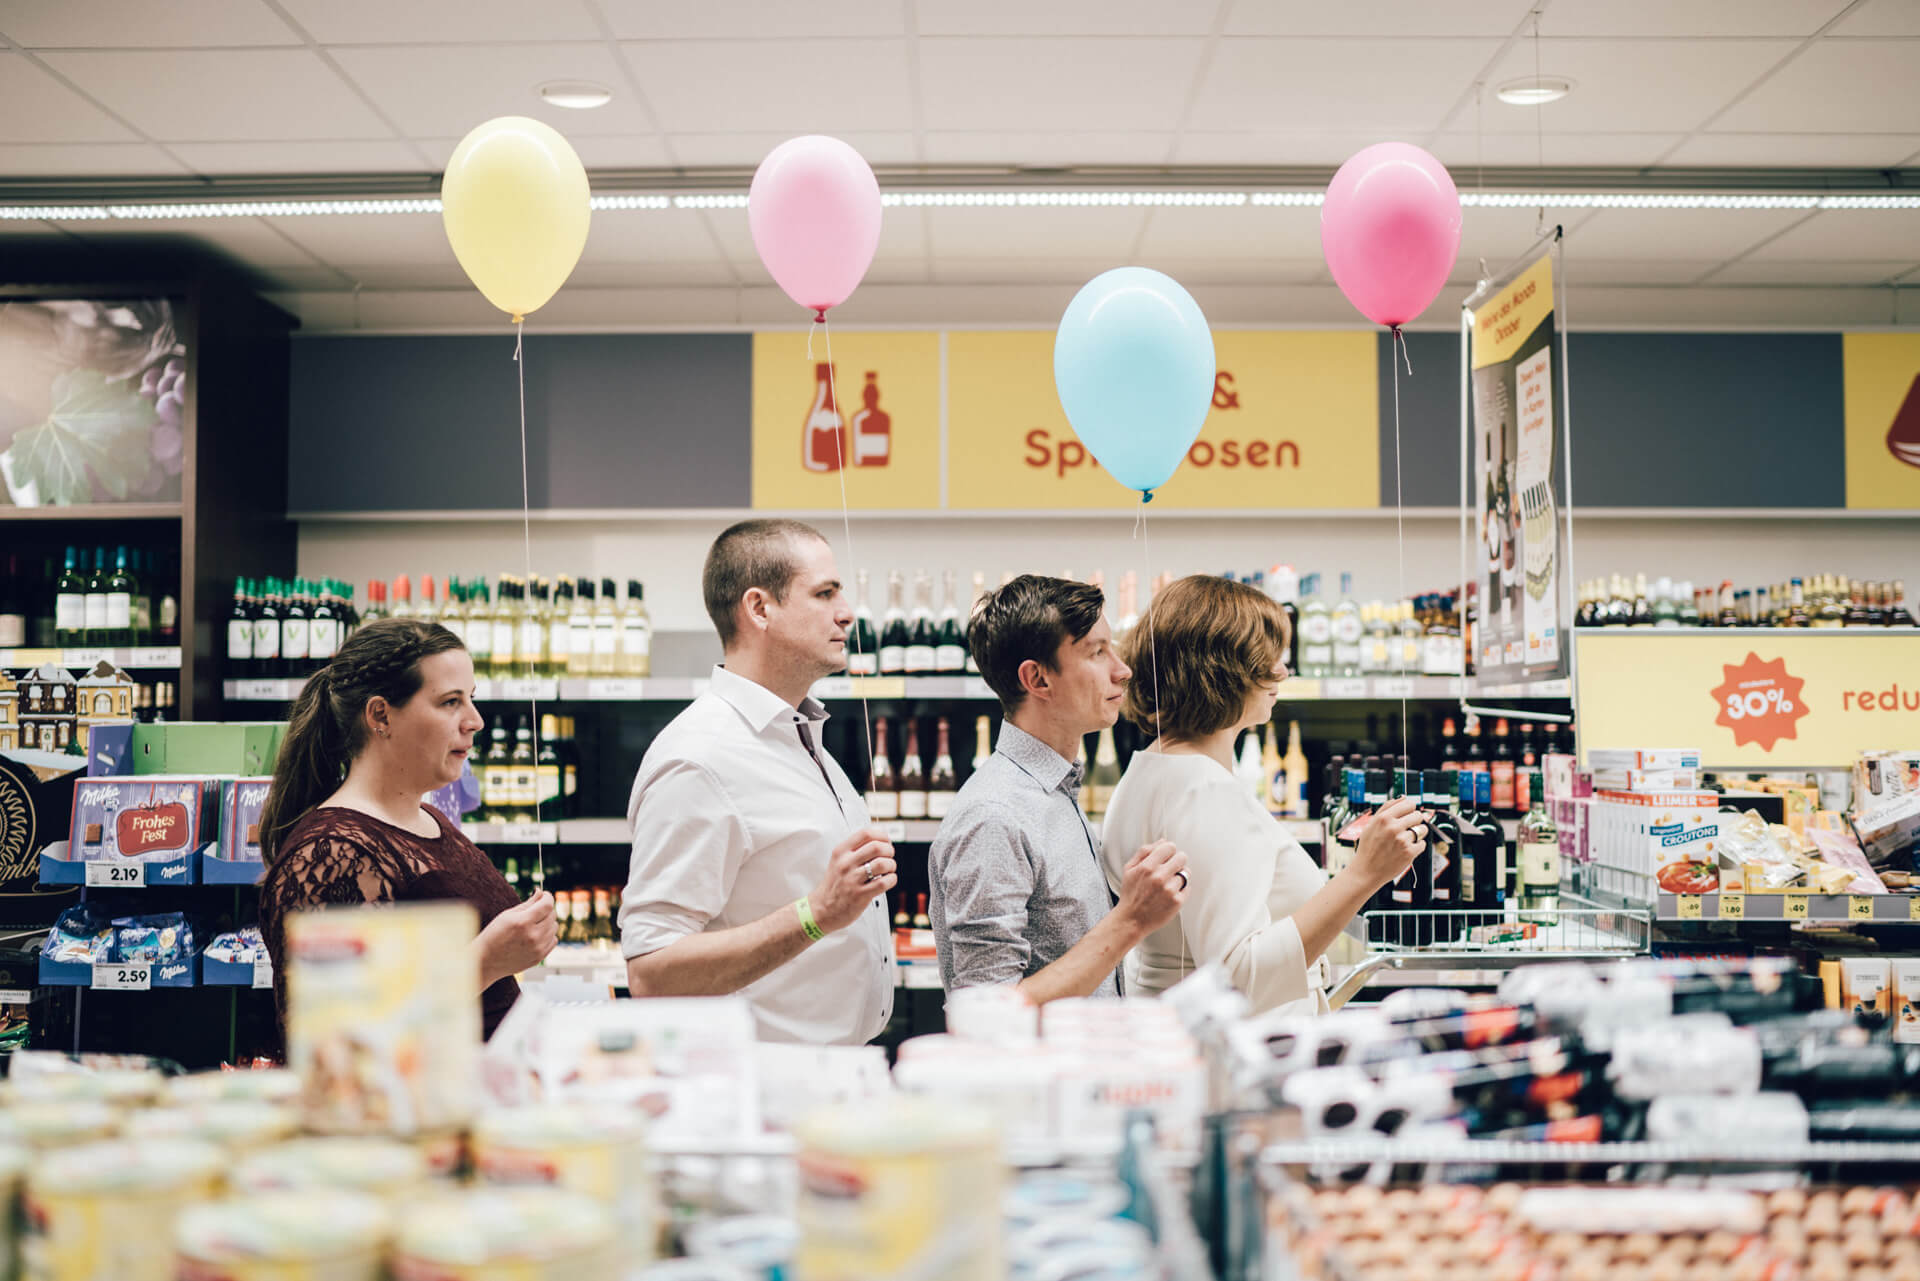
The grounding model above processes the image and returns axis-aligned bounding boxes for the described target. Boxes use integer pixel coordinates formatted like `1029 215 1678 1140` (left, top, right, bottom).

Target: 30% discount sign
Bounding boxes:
1710 654 1810 752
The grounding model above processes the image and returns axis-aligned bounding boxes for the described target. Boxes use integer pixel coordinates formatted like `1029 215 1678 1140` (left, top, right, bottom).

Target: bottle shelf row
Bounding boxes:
465 816 1338 847
1658 890 1920 923
225 673 1570 704
2 646 181 670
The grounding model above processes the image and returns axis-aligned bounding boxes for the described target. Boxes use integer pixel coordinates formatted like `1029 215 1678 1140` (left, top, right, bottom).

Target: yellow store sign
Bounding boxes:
1843 332 1920 509
945 330 1379 510
1576 630 1920 769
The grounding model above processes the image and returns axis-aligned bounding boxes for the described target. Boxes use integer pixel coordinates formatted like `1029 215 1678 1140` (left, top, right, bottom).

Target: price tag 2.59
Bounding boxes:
1783 893 1810 919
85 862 143 888
93 963 151 991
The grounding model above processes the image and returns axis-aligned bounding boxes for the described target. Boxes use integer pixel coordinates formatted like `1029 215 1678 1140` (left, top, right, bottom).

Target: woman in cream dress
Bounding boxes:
1100 575 1428 1015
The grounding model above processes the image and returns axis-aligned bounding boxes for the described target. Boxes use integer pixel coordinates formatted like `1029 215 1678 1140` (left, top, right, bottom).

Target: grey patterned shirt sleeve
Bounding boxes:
929 798 1036 990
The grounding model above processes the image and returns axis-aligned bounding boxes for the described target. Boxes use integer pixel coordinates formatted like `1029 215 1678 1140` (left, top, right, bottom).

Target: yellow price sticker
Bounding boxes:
1850 896 1876 921
851 677 907 699
1910 895 1920 921
1676 895 1702 919
1784 893 1809 919
1720 893 1744 919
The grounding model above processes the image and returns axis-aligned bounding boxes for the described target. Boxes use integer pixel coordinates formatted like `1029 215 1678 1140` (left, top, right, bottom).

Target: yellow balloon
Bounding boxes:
442 116 590 321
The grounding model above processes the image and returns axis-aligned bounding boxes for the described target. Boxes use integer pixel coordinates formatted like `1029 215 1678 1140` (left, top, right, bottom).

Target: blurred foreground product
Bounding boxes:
175 1190 392 1281
24 1140 221 1281
392 1187 619 1281
473 1104 657 1266
286 900 480 1138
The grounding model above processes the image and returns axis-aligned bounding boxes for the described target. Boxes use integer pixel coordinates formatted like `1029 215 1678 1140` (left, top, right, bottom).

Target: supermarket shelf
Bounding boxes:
1261 1139 1920 1167
1473 678 1573 698
466 816 1325 848
4 646 181 670
1658 890 1920 923
0 503 183 522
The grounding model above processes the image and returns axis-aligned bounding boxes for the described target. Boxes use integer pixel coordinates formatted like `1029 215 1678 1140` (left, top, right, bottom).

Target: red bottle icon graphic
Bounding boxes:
850 370 891 467
803 362 845 473
1887 371 1920 470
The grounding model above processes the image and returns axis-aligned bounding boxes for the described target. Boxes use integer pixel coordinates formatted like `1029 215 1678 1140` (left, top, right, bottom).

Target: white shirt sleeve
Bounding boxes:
1176 779 1313 1014
619 757 752 959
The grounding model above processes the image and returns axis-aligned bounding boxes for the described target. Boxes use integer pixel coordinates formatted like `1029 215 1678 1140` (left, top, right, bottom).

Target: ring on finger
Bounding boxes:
1174 871 1189 891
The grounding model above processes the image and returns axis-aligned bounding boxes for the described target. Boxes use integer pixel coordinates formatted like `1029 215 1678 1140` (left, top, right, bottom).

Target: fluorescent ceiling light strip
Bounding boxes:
2 189 1917 222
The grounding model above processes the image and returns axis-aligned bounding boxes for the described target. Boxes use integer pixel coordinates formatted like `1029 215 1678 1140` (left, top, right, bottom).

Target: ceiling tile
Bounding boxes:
1743 211 1920 262
929 257 1121 284
0 0 299 48
1540 0 1851 37
168 139 425 174
251 265 357 291
1569 207 1810 260
1829 0 1920 35
1713 40 1920 132
571 262 742 287
61 216 324 268
619 39 913 134
312 264 478 289
1430 131 1684 168
1143 257 1328 285
1664 131 1920 167
917 0 1219 36
708 199 928 267
1187 38 1500 135
919 37 1207 132
331 43 655 139
1457 205 1574 275
1173 131 1413 167
263 211 460 267
927 206 1147 258
1224 0 1532 36
413 133 674 169
0 142 188 175
664 131 915 168
1560 259 1722 284
40 49 394 140
277 0 602 44
921 131 1175 167
603 0 905 38
1704 259 1915 286
1134 206 1324 260
1478 38 1799 133
576 210 731 265
0 54 140 143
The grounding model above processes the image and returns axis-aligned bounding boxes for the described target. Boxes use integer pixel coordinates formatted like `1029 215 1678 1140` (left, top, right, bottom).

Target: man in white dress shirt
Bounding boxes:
619 520 897 1044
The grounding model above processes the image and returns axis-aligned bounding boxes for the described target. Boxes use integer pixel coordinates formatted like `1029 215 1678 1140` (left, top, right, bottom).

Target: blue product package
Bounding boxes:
43 905 115 965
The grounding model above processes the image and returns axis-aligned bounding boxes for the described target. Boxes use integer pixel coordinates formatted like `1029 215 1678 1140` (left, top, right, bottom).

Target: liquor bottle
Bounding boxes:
253 578 282 678
482 579 511 680
1454 770 1482 931
905 571 937 674
1845 579 1872 627
1396 601 1423 676
929 718 958 819
591 888 616 944
546 578 572 676
0 555 25 650
1280 720 1310 820
80 547 107 648
1297 573 1333 678
1259 723 1283 816
971 714 993 777
363 579 388 627
1514 722 1539 812
387 574 412 621
310 580 340 669
593 578 619 676
479 724 511 823
1266 565 1300 674
1717 580 1739 629
1517 771 1559 925
878 572 909 675
1629 573 1653 628
227 579 255 676
124 548 150 645
154 550 178 647
1471 769 1506 918
912 893 931 929
557 716 580 816
438 579 468 646
1327 769 1369 877
280 579 311 677
512 578 543 679
1385 767 1432 944
1090 726 1121 818
1817 575 1848 628
412 575 437 629
1460 713 1487 776
1438 716 1461 771
1319 756 1347 828
897 720 928 820
965 572 988 674
505 716 536 824
850 369 890 466
100 546 134 648
501 855 522 897
803 362 846 472
935 571 967 674
1650 577 1678 629
1675 580 1700 627
1869 582 1889 627
1356 769 1394 920
1238 728 1268 809
464 580 492 675
536 713 563 822
1490 718 1516 814
1890 581 1915 628
866 718 898 820
1361 603 1389 675
847 569 880 677
568 578 595 676
893 895 910 929
620 580 652 677
1424 769 1461 943
1077 736 1094 814
1331 572 1364 677
553 892 574 945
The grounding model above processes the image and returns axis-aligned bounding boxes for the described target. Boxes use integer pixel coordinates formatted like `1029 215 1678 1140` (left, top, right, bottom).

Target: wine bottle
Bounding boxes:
569 578 595 676
865 717 898 820
54 547 86 649
964 571 987 674
227 579 255 678
934 570 967 674
906 571 937 674
928 717 958 819
848 569 880 677
1090 726 1121 817
878 572 909 675
83 547 109 648
897 719 927 820
620 580 652 678
593 577 619 676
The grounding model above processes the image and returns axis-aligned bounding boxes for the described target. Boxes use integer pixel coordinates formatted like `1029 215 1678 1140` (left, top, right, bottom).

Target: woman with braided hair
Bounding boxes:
258 617 556 1042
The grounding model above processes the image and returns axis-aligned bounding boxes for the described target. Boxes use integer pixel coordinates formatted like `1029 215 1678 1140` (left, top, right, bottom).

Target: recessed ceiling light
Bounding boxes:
1496 75 1573 106
538 80 612 110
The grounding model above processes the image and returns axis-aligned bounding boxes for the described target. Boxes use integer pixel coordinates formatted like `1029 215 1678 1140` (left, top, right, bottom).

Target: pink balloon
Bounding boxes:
748 136 882 318
1320 142 1463 329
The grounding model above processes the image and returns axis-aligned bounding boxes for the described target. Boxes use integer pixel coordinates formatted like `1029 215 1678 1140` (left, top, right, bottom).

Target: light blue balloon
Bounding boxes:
1053 267 1216 498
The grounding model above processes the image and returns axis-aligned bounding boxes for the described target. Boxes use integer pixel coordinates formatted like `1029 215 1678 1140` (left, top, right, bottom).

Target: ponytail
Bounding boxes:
258 617 464 865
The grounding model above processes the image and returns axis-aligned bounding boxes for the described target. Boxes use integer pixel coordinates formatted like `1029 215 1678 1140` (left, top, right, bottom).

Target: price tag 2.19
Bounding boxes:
93 963 151 991
1784 893 1810 919
85 862 142 887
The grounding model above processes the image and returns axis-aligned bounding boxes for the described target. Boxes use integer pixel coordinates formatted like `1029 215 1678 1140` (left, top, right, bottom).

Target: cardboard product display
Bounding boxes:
55 775 218 887
204 778 272 884
0 748 86 897
130 722 284 777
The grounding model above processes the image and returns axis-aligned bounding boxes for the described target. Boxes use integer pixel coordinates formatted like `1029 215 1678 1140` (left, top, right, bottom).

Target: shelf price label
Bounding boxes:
496 679 559 701
1676 895 1702 919
586 679 647 700
85 862 143 888
234 679 288 702
1719 892 1744 920
962 677 995 700
0 988 33 1006
1324 679 1368 699
129 647 179 669
498 823 557 844
882 822 907 842
1375 678 1415 699
811 678 853 700
1849 896 1876 921
61 648 109 668
851 677 906 699
252 961 273 990
93 963 151 991
1783 893 1810 919
1910 896 1920 922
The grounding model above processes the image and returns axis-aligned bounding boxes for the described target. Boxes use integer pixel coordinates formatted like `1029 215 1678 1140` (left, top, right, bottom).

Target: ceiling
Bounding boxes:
3 0 1918 331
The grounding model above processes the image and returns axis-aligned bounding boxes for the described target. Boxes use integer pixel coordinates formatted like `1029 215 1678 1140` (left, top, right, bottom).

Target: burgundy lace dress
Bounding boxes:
260 804 523 1044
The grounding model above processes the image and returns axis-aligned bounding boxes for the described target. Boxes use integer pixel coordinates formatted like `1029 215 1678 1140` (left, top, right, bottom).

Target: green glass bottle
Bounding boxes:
55 546 87 648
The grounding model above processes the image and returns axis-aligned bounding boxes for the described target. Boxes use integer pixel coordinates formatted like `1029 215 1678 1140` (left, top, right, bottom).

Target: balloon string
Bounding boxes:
1134 498 1161 745
822 317 877 803
1391 327 1410 784
513 318 544 893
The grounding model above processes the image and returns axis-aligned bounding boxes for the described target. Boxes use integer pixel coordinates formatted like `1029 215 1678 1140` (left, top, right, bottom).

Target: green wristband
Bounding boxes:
795 895 825 942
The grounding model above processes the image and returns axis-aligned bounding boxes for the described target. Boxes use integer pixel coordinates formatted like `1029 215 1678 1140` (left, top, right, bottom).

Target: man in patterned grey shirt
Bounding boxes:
929 575 1188 1002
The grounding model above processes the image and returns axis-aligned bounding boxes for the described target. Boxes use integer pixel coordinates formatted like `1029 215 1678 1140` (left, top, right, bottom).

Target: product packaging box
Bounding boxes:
130 722 284 777
1588 790 1721 902
85 722 135 778
1593 768 1701 793
287 900 480 1138
58 775 216 885
205 778 272 884
1543 754 1590 801
1589 748 1702 772
0 748 86 897
1842 958 1892 1024
1894 960 1920 1045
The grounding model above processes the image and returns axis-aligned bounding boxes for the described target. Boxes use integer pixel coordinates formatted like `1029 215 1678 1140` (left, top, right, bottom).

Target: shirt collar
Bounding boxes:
709 664 829 733
996 721 1082 796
